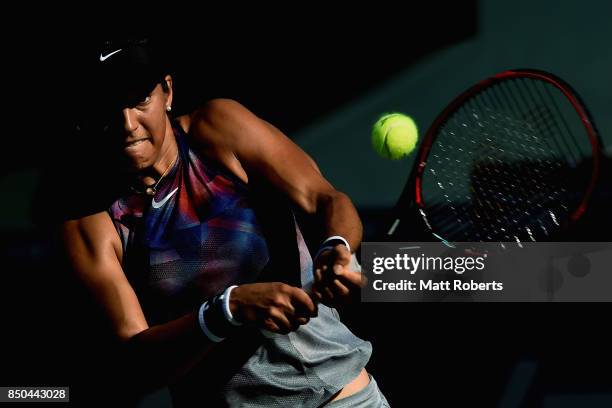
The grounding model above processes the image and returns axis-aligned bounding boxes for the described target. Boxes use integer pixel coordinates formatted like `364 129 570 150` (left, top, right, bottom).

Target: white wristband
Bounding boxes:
323 236 351 253
198 301 224 343
221 285 242 326
314 236 351 260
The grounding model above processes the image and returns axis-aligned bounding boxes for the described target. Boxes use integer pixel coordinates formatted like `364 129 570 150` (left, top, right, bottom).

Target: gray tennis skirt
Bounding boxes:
222 304 373 407
169 254 379 407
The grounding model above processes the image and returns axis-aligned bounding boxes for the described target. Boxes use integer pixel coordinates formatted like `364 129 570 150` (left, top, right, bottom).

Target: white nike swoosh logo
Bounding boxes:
99 48 123 62
151 187 179 209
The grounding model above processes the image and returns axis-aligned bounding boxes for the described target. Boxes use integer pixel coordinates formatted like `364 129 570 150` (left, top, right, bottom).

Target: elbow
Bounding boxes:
119 326 147 344
315 190 352 212
302 189 340 215
114 316 149 344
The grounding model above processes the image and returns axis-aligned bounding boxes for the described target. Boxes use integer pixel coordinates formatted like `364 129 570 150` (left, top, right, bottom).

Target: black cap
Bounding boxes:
95 38 167 108
71 38 170 138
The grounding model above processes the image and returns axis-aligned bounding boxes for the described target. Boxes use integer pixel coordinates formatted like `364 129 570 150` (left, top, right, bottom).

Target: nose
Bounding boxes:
122 108 138 134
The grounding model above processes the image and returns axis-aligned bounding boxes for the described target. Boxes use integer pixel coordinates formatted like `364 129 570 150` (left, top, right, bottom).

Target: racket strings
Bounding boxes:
434 110 561 240
420 77 590 242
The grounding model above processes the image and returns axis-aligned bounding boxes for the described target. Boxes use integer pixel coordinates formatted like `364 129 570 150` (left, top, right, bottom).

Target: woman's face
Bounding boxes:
118 75 173 171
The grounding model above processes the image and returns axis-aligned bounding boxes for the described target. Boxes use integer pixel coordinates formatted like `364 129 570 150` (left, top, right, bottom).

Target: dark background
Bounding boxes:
2 2 611 407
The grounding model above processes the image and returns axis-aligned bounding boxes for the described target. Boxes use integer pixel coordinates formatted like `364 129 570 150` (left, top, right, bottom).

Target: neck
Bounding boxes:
154 117 179 176
140 118 179 187
153 142 178 177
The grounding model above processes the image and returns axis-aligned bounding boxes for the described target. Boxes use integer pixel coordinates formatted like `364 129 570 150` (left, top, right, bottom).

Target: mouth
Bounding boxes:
124 137 151 149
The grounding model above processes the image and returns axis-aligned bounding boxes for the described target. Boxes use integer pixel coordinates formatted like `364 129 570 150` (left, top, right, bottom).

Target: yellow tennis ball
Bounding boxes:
371 113 418 160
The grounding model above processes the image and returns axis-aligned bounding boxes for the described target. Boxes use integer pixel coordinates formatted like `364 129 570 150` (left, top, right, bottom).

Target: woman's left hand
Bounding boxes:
311 244 365 308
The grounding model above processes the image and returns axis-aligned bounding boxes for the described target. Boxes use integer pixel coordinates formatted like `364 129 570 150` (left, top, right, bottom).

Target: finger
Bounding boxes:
279 298 297 318
332 279 350 297
287 318 301 332
290 287 318 317
311 289 323 305
322 264 339 287
336 270 365 288
269 311 293 334
263 317 281 334
285 308 306 331
333 263 345 276
322 286 335 303
271 288 297 320
314 267 323 284
333 245 352 266
315 265 330 286
295 316 310 326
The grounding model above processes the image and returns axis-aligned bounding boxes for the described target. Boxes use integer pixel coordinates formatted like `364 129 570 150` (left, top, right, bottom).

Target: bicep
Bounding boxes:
198 99 336 213
244 124 332 205
61 213 149 341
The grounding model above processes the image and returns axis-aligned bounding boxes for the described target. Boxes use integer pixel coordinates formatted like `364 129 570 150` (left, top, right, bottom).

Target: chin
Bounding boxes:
124 147 156 171
123 154 154 172
133 159 156 172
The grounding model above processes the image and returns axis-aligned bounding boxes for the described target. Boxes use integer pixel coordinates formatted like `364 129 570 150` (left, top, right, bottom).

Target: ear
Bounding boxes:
164 75 174 111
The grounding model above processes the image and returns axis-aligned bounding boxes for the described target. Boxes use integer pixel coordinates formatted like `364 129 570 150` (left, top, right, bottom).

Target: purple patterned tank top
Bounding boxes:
108 124 311 324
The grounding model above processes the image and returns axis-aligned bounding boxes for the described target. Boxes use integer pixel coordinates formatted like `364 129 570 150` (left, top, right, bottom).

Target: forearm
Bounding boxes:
125 282 316 390
310 191 365 307
124 311 216 390
318 191 363 252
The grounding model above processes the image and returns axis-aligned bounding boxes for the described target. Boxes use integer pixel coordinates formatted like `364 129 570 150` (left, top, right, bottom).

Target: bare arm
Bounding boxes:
61 212 315 389
61 213 215 389
190 99 363 250
190 99 365 306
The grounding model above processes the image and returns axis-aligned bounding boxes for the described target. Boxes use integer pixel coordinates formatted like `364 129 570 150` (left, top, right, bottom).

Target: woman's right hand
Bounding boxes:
230 283 318 334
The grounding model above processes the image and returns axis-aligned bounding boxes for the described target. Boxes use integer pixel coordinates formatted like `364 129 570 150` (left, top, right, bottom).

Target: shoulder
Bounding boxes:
62 211 123 263
177 99 258 183
180 99 268 150
182 98 276 161
193 98 256 123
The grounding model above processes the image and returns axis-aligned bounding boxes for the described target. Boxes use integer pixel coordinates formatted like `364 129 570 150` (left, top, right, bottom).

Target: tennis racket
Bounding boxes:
386 69 602 244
